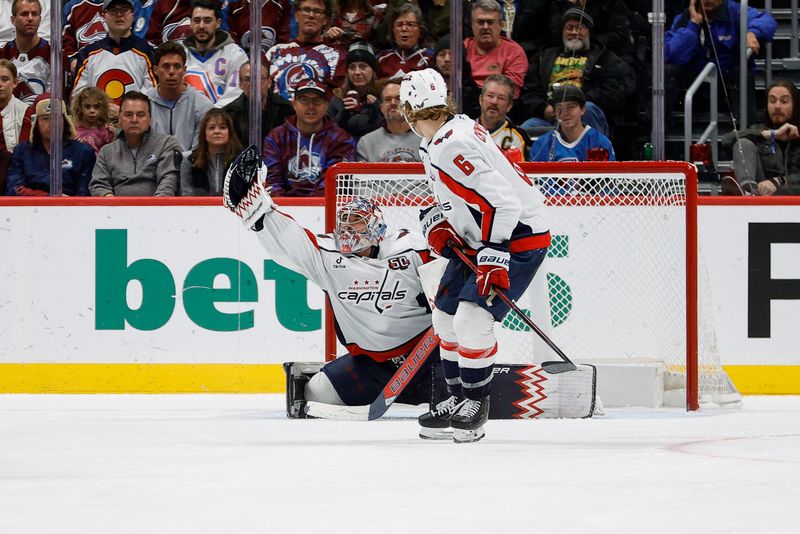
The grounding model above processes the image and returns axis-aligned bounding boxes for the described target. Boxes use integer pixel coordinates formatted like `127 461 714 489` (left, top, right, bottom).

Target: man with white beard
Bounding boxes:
518 7 635 136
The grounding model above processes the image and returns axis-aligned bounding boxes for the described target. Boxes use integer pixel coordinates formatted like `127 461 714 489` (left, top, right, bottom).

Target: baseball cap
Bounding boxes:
548 84 586 107
293 78 327 98
103 0 134 10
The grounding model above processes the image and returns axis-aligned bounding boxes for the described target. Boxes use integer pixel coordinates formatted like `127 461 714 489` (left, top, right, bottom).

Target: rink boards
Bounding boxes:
0 197 798 394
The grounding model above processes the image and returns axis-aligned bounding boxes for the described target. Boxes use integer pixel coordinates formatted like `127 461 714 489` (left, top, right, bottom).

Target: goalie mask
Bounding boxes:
399 68 448 136
334 198 388 254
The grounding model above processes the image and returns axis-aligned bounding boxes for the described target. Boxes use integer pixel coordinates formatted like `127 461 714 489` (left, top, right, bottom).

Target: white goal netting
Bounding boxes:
328 162 740 407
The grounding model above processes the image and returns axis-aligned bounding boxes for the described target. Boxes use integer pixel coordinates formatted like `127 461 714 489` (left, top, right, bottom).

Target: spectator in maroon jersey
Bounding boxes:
265 0 346 100
0 0 52 105
375 3 432 79
263 77 355 196
227 0 291 52
323 0 384 46
327 42 382 140
146 0 194 45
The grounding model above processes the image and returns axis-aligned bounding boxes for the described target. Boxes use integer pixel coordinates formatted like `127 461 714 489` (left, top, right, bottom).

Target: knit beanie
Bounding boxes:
347 42 377 70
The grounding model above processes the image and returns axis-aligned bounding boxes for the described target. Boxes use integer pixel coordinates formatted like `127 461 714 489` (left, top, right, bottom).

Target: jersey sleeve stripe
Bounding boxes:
434 164 495 242
274 209 321 250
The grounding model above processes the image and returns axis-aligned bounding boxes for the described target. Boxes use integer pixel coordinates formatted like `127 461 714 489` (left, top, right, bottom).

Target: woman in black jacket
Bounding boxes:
181 109 243 196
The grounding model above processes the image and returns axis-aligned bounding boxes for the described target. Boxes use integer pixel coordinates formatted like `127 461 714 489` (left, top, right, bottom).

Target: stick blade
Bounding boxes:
367 395 396 420
541 360 578 374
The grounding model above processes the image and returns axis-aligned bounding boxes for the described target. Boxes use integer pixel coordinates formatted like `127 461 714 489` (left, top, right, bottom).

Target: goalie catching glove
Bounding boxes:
419 205 465 258
222 144 274 231
475 245 510 297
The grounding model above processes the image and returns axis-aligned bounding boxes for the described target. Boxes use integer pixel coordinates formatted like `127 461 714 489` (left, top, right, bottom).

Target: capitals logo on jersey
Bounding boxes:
287 146 323 183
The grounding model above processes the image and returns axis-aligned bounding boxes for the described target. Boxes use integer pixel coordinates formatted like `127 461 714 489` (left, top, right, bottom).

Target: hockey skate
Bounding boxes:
222 144 272 230
418 395 466 440
451 396 490 443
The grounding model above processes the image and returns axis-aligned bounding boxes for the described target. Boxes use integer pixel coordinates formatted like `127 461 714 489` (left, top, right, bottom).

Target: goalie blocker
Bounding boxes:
285 362 600 420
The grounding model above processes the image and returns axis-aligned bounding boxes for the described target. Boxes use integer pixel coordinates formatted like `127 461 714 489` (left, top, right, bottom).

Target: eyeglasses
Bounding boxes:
474 18 500 27
393 21 419 29
296 96 327 106
298 7 326 16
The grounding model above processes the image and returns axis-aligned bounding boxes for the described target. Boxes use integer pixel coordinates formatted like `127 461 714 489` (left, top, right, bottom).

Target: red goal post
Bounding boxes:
324 161 738 411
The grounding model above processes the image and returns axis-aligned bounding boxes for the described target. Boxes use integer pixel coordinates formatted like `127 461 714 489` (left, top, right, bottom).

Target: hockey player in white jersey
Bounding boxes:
222 145 435 410
400 69 551 443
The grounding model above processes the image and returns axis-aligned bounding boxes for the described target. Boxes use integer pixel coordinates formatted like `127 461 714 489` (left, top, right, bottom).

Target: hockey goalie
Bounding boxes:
223 141 600 443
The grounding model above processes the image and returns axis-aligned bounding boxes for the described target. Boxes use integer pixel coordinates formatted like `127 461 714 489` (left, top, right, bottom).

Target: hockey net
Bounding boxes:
324 161 740 410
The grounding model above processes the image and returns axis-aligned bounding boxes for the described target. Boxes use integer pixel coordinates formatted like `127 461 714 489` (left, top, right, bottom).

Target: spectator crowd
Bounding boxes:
0 0 795 197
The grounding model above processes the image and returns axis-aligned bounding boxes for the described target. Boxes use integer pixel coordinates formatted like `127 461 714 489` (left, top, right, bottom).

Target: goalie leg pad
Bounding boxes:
305 371 346 405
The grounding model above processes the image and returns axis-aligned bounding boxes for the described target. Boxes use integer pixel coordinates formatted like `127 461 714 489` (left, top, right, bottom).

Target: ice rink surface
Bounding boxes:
1 394 799 534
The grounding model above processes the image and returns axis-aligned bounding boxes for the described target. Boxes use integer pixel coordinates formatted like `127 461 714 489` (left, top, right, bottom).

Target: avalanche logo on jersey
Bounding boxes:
287 146 323 183
268 45 339 100
240 27 278 53
161 19 192 43
96 68 136 104
75 13 108 48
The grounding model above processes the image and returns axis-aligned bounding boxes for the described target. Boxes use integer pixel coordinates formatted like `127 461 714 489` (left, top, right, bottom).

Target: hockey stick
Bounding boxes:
448 245 577 374
367 327 440 420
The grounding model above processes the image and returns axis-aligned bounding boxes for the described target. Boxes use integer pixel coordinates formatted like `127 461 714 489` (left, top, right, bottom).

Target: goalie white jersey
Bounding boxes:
419 114 549 251
257 210 432 362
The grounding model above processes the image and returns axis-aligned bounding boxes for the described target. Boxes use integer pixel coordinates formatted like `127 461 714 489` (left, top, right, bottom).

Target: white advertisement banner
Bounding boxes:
1 203 798 367
1 205 326 363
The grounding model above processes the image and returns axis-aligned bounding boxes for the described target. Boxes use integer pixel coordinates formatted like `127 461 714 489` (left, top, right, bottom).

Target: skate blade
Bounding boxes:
419 427 453 440
453 427 485 443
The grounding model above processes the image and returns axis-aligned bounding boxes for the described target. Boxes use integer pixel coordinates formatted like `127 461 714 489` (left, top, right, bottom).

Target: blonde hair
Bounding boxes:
400 95 456 123
71 87 111 127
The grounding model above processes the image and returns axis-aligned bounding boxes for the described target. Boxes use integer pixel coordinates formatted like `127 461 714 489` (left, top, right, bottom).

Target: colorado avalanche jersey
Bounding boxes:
258 210 432 361
0 39 52 105
420 114 550 252
182 31 248 106
227 0 291 52
62 0 149 58
71 35 156 104
265 41 344 100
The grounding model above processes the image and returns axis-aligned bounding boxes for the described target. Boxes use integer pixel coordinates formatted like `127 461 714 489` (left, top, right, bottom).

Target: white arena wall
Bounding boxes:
0 195 798 397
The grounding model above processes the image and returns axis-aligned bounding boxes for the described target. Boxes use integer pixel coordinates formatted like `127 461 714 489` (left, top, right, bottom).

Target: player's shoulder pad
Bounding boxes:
381 229 427 256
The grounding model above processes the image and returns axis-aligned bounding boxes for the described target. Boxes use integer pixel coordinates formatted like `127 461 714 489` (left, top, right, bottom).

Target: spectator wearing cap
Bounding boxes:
71 0 156 116
478 74 532 160
263 77 355 196
519 7 635 136
375 3 433 79
265 0 345 101
465 0 527 100
6 96 95 196
223 59 293 146
327 42 383 140
90 91 181 196
356 78 420 162
529 84 615 162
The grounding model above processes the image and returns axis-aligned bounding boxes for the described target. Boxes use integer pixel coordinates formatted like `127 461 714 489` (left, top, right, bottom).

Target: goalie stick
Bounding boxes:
448 244 577 374
367 327 440 420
